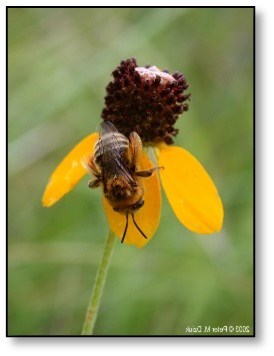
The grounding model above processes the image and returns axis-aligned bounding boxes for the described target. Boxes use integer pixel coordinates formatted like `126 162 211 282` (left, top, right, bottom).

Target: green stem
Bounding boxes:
81 230 116 335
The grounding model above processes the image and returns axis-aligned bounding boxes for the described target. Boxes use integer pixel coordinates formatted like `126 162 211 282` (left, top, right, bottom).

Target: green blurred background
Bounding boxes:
8 8 254 336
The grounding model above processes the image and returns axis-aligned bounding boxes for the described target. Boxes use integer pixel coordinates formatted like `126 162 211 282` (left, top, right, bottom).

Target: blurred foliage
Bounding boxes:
8 7 254 335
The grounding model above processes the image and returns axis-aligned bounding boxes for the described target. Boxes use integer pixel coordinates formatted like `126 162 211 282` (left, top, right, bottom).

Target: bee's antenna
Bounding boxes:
121 213 129 243
131 214 147 240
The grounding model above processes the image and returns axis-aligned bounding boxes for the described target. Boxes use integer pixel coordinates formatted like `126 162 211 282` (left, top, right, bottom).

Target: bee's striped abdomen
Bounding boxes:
94 132 129 165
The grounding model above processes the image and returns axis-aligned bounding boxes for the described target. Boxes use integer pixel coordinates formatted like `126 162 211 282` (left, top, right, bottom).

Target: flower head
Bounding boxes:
101 58 190 145
42 59 223 247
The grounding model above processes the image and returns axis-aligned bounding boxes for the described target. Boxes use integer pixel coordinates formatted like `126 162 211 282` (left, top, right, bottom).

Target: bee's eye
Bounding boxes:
134 199 144 210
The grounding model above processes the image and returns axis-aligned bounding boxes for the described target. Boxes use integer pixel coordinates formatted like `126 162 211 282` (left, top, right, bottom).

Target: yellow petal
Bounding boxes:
42 133 99 207
103 150 161 248
157 144 223 234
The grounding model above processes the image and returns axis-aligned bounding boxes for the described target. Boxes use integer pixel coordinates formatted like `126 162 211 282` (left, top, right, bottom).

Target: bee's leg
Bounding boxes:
129 133 164 177
136 166 164 178
87 155 101 176
121 213 129 244
88 178 101 189
87 155 102 188
128 131 143 171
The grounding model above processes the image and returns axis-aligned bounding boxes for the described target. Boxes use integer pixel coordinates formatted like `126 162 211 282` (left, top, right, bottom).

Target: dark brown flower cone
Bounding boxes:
101 58 190 145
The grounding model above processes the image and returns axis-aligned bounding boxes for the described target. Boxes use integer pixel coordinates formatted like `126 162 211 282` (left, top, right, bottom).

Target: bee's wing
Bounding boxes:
99 121 119 136
99 121 135 184
98 121 120 154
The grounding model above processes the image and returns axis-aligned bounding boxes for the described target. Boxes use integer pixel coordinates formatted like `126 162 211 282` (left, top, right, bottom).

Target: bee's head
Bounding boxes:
113 198 144 214
131 198 144 211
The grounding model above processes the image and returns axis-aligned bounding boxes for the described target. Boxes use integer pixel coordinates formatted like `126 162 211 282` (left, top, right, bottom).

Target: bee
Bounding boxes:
86 121 159 243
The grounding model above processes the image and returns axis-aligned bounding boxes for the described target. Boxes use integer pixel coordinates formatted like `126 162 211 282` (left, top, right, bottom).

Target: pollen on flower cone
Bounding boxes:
157 144 224 234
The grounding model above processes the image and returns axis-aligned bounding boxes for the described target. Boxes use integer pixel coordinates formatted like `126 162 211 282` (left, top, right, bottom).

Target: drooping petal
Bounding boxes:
103 150 161 248
42 133 99 207
157 144 223 234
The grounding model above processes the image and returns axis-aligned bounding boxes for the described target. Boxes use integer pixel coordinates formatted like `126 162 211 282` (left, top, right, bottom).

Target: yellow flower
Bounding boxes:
42 133 223 247
42 59 223 247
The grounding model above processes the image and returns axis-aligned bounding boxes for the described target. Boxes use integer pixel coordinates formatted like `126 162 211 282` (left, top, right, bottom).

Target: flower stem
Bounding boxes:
81 230 116 335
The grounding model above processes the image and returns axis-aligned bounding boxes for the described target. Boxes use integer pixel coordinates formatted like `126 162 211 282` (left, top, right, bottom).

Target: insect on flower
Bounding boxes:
42 58 224 248
86 121 160 243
